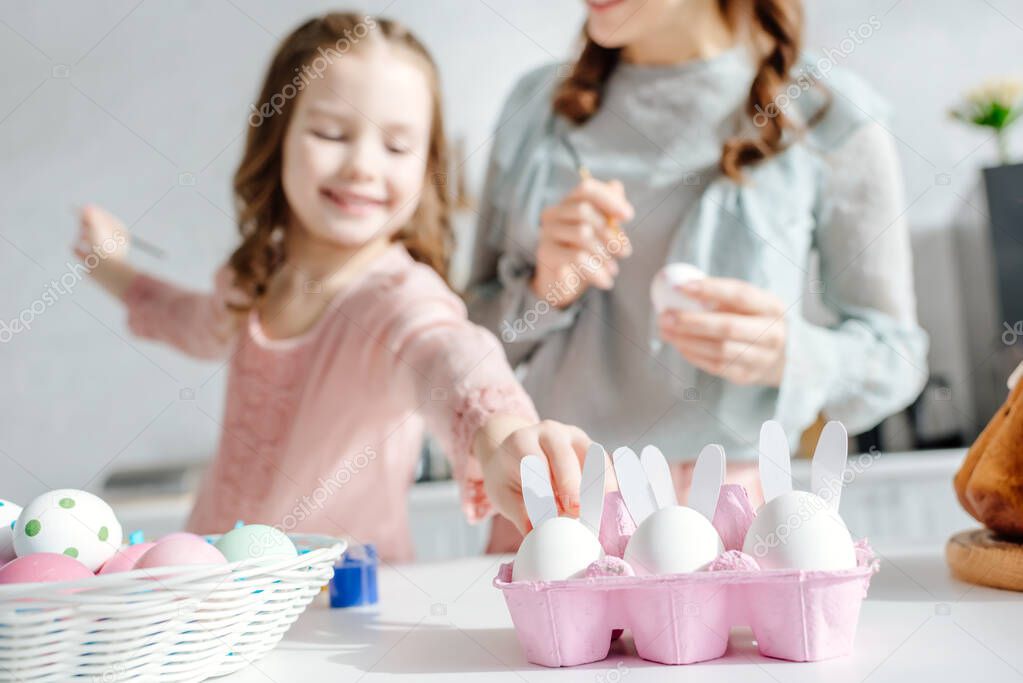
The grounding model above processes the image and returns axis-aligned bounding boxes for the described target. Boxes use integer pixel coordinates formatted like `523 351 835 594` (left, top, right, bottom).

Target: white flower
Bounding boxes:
965 77 1023 109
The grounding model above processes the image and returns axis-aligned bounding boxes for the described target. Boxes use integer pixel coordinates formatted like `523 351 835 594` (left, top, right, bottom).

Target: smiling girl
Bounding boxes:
73 13 591 562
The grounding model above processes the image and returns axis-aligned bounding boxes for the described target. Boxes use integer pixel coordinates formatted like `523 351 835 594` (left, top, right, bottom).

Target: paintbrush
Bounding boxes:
559 134 627 242
73 205 165 259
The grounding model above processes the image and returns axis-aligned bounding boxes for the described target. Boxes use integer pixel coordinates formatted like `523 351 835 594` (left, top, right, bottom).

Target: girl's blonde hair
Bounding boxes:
229 13 451 306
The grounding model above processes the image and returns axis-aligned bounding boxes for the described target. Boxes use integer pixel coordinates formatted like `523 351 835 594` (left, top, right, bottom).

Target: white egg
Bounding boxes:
624 506 723 575
0 499 22 563
14 489 123 572
512 517 603 582
742 490 856 570
650 263 707 314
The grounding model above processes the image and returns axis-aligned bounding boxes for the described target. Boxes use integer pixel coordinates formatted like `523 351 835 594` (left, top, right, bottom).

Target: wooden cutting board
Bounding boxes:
946 528 1023 591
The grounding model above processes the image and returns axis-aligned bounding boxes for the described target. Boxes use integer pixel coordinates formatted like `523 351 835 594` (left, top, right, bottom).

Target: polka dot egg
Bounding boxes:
13 489 122 572
0 499 23 564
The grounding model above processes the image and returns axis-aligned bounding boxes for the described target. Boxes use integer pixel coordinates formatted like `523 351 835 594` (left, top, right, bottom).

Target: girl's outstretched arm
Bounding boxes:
383 266 595 535
75 204 245 360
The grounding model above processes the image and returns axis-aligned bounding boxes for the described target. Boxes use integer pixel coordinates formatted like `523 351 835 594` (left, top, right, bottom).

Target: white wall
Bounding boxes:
1 0 1020 503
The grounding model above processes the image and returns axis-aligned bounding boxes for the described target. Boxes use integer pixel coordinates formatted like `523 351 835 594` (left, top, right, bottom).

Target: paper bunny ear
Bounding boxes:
613 447 658 526
578 443 606 535
758 420 792 503
689 444 725 521
520 455 557 529
640 445 676 509
811 421 848 513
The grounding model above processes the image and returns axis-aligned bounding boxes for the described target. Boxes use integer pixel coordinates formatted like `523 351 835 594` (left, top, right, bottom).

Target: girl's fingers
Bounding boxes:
569 177 634 222
566 425 592 457
680 277 786 316
507 488 532 536
539 427 584 514
563 425 618 494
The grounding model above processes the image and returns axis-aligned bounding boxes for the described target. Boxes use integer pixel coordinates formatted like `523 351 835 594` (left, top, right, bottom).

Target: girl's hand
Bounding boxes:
474 415 594 535
74 204 130 263
657 277 788 387
531 178 634 309
73 204 136 300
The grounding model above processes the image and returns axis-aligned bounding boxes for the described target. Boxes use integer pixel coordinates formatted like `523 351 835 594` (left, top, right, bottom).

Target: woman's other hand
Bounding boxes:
658 277 788 387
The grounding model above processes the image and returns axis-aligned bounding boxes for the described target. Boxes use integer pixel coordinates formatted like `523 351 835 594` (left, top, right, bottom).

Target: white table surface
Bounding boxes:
223 542 1023 683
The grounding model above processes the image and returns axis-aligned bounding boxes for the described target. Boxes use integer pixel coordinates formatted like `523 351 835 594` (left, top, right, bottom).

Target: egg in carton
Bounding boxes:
743 420 857 570
494 420 879 667
613 443 725 575
511 444 607 582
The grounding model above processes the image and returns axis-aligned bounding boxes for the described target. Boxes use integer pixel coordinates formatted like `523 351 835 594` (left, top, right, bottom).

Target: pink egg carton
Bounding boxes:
494 485 879 667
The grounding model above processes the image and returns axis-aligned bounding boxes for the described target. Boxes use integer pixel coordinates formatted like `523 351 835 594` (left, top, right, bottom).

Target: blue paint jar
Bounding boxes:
329 543 378 608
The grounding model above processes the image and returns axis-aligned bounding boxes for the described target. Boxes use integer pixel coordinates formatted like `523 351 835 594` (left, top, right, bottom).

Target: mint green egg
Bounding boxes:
214 524 297 562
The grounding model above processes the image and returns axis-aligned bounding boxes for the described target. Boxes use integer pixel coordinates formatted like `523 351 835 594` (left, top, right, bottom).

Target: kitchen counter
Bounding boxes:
223 543 1023 682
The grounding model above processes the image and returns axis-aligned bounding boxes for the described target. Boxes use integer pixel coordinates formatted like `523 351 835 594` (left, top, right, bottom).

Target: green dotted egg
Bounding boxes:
14 489 124 573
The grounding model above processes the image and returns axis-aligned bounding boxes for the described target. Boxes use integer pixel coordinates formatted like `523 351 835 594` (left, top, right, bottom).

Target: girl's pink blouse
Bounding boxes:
124 245 538 562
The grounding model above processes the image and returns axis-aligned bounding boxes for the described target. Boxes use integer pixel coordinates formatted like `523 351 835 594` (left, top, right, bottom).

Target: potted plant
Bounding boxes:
950 78 1023 360
950 77 1022 165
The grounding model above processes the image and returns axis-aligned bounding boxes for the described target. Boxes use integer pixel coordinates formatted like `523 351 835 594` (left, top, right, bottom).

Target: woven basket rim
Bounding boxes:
0 534 347 600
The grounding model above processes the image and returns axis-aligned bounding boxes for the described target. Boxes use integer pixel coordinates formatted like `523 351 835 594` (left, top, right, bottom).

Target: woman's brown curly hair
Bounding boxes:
229 12 451 306
553 0 827 181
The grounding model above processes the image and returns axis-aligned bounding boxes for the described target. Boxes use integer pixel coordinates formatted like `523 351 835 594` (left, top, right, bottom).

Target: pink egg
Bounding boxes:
0 552 93 584
97 542 156 574
134 533 226 570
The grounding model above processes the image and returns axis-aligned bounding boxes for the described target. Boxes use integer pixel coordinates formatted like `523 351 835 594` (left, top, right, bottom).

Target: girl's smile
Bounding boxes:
319 186 389 217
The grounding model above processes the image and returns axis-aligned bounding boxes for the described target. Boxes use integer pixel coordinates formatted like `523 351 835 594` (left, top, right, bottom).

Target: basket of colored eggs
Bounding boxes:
0 489 346 681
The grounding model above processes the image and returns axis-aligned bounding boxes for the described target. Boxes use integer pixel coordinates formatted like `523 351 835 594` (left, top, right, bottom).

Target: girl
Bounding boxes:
74 13 591 562
469 0 928 551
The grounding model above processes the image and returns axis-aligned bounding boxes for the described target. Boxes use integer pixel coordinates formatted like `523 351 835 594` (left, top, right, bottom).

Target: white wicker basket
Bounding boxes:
0 534 346 682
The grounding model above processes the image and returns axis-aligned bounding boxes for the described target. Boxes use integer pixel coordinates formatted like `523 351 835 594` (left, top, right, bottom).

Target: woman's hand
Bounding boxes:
73 204 137 300
657 277 788 387
474 415 593 535
531 178 634 309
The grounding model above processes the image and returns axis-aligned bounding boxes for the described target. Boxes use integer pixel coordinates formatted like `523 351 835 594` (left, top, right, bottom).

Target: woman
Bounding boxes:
468 0 928 548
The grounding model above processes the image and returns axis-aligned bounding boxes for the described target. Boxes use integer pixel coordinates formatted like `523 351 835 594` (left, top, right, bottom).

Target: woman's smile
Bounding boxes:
586 0 626 12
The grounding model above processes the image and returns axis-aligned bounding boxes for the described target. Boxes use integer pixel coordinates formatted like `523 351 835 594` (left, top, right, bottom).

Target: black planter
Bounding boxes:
983 162 1023 335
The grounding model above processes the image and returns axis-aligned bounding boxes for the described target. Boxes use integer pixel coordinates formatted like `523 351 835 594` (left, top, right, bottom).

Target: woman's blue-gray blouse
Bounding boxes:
467 47 929 460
